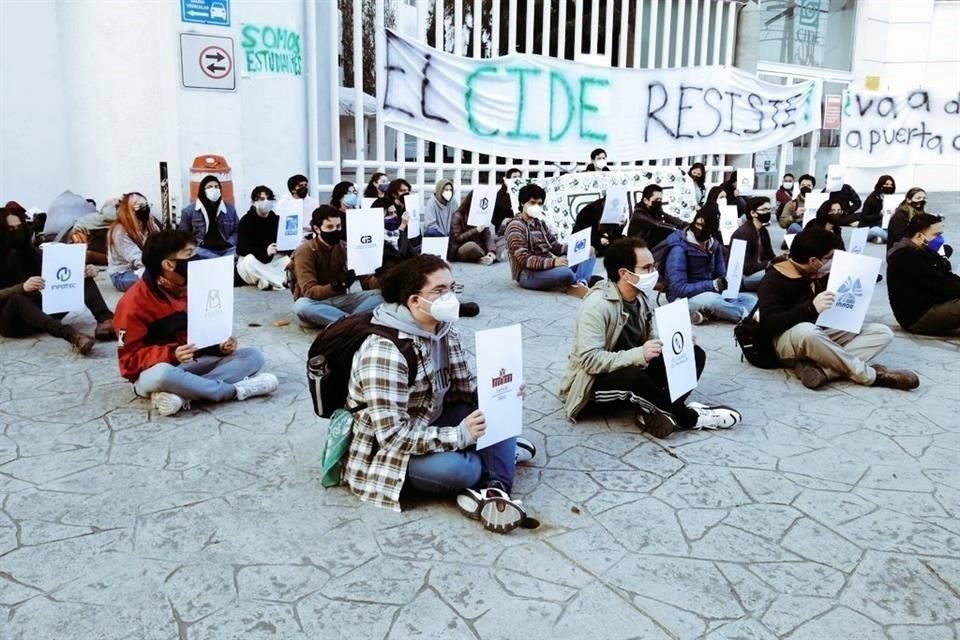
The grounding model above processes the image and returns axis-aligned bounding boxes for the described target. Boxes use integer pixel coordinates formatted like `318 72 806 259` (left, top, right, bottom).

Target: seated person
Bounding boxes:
822 170 862 224
449 191 497 264
331 181 359 214
492 167 521 235
774 173 795 214
373 196 420 274
108 192 159 292
505 184 596 298
363 172 389 199
584 148 610 172
859 175 895 244
572 196 623 258
807 199 847 244
559 238 742 438
344 255 534 531
688 162 707 209
279 173 319 220
423 179 457 238
114 230 278 416
237 185 290 290
779 174 816 234
887 188 927 248
731 196 776 292
59 198 119 266
0 206 115 355
663 209 757 324
178 175 239 258
291 206 383 328
887 213 960 336
757 228 918 391
627 184 686 247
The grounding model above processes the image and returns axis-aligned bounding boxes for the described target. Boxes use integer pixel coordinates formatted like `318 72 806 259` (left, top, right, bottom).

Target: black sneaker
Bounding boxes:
459 302 480 317
635 410 677 438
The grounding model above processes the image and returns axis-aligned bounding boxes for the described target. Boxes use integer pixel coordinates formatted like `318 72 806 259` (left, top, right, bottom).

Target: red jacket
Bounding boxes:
114 275 187 382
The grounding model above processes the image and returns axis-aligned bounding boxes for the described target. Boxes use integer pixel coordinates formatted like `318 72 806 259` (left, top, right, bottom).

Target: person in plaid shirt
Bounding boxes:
344 255 535 532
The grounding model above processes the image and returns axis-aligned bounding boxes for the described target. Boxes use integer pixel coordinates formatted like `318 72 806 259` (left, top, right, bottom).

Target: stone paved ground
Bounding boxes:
2 209 959 639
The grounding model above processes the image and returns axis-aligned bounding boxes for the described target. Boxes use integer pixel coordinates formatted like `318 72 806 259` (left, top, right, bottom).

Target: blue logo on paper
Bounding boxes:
836 277 862 310
575 239 587 252
181 0 230 26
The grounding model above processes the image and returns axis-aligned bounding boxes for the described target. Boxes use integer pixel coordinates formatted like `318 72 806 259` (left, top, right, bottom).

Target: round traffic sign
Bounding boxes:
198 45 232 80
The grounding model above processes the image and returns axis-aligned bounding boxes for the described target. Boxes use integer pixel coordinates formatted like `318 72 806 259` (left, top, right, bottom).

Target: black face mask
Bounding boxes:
320 230 342 245
800 186 813 195
913 200 926 210
173 256 197 281
135 205 151 223
649 201 663 215
881 186 895 195
295 186 309 199
756 212 772 225
691 226 712 243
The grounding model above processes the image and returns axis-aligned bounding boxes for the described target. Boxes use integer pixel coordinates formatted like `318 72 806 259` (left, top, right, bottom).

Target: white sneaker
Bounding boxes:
151 392 185 417
234 373 279 401
688 402 741 430
515 437 536 464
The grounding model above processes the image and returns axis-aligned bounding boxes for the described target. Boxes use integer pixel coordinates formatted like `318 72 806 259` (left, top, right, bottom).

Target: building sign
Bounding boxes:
240 24 303 77
180 33 236 91
823 94 842 130
180 0 230 27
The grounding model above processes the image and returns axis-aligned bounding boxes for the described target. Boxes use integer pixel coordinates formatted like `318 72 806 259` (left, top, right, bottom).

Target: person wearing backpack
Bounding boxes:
291 206 383 328
342 254 535 532
559 238 742 438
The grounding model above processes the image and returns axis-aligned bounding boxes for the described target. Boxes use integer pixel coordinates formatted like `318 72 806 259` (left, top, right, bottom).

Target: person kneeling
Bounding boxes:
114 230 278 417
343 255 535 532
757 228 919 391
559 238 742 438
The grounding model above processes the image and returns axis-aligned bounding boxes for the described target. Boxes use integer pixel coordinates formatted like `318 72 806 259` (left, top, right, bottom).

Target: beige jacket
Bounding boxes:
558 280 654 419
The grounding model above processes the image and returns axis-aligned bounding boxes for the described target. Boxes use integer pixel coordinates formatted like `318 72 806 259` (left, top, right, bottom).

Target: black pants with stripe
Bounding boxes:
590 346 706 429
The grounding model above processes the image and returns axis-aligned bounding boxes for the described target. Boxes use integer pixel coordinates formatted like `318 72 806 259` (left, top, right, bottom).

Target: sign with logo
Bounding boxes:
735 168 755 195
722 238 747 299
467 185 498 228
181 0 230 27
41 243 86 314
275 198 304 251
180 33 236 91
881 192 904 229
817 250 882 333
347 209 386 275
475 324 524 450
653 298 697 401
823 94 842 130
404 193 422 239
600 186 628 225
188 255 235 348
719 205 739 245
566 227 592 267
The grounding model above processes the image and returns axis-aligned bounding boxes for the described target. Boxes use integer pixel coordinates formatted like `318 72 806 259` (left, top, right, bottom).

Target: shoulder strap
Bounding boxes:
366 325 418 387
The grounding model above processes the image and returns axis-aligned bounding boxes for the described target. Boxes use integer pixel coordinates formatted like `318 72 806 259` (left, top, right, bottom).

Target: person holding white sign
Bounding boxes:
626 184 685 247
886 188 953 258
663 210 757 324
450 192 498 264
492 167 522 235
291 206 383 328
559 238 742 437
572 195 623 257
731 197 776 292
0 206 115 354
778 174 817 235
177 175 240 259
236 186 292 291
821 167 862 225
858 175 895 245
114 230 278 417
756 228 918 391
505 184 596 297
688 162 707 208
373 195 421 274
423 179 458 238
343 255 535 531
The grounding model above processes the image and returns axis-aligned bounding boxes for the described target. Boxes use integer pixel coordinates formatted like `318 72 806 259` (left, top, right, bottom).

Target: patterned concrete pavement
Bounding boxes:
1 221 958 639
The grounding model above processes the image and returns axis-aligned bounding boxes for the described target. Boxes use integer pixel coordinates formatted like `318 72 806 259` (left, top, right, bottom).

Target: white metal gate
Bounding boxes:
309 0 744 200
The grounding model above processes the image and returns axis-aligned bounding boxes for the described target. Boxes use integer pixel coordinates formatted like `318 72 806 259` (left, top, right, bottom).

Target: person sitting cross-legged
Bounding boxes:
757 228 919 391
236 185 292 290
662 208 757 325
344 255 536 532
731 196 776 292
114 229 279 417
558 238 742 438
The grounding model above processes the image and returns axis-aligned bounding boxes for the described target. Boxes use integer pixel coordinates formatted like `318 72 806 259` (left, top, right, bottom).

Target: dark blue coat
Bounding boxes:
663 229 726 301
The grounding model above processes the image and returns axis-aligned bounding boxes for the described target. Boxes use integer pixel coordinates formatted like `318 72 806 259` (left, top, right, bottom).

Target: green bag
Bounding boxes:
320 409 354 488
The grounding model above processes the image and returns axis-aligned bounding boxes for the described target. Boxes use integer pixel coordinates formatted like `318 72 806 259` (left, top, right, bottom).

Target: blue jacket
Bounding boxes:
178 200 239 250
663 229 726 301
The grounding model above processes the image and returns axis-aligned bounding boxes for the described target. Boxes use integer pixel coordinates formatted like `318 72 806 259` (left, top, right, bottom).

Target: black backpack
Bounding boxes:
733 303 781 369
306 311 417 418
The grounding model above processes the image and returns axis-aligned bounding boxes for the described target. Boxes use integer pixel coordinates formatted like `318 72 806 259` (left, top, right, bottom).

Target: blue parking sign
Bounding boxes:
181 0 230 27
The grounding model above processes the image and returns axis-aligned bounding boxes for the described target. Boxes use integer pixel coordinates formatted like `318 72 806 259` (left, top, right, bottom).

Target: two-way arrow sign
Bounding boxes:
205 51 225 73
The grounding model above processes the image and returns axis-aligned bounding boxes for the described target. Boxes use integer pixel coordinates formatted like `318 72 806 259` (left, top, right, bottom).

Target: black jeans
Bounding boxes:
0 279 112 339
589 346 707 428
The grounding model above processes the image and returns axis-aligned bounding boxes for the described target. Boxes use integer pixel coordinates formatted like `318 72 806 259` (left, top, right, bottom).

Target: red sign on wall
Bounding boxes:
823 94 842 130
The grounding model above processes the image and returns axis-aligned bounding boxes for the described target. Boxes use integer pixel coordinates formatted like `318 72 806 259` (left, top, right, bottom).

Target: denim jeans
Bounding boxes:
741 270 765 292
292 290 384 328
133 347 264 402
867 227 887 243
517 256 597 291
194 246 236 259
786 222 803 234
405 403 518 495
688 291 758 322
110 270 139 292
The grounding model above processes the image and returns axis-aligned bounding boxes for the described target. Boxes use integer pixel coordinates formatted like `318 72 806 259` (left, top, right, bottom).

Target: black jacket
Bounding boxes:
492 185 515 234
757 260 826 338
730 221 775 275
573 198 622 256
859 191 884 228
237 210 280 263
887 239 960 329
627 202 685 247
823 183 862 213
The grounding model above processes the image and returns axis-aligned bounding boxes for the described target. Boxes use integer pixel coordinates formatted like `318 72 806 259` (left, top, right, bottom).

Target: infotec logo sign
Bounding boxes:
50 266 76 291
57 267 71 282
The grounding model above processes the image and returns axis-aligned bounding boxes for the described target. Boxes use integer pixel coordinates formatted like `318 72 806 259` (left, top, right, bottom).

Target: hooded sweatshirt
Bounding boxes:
886 238 960 328
423 179 458 237
663 228 727 301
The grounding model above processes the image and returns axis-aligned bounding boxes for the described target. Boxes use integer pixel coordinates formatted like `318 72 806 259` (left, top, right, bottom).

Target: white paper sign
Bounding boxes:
719 205 739 244
784 233 797 249
736 168 755 195
722 239 747 299
41 243 86 314
347 209 386 275
361 197 377 209
816 250 882 334
802 192 828 228
275 199 304 252
467 185 498 227
825 165 845 192
600 186 628 224
421 236 449 259
187 255 235 349
404 193 421 239
881 193 903 229
846 226 870 255
653 298 698 402
475 324 523 450
566 227 592 267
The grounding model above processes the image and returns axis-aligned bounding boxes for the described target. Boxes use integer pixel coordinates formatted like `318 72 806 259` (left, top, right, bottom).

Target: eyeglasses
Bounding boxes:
417 283 459 298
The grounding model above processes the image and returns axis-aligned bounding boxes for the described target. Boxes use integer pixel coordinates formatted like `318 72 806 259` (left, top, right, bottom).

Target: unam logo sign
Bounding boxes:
492 367 513 388
836 276 863 310
56 267 71 282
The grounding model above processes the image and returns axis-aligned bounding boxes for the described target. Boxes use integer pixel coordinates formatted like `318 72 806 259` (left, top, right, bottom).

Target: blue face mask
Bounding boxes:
343 193 360 209
926 234 945 253
378 183 389 194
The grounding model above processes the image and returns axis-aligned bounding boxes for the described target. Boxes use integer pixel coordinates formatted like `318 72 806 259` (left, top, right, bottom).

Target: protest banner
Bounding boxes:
41 243 86 314
382 30 822 162
187 255 235 349
817 250 882 334
475 324 523 450
653 298 697 402
347 209 386 275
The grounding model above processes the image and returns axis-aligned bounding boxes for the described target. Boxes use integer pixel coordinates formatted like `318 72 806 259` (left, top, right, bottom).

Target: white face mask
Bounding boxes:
783 181 794 190
423 292 460 322
205 187 221 201
594 159 607 169
525 204 544 219
441 190 453 202
255 200 273 214
630 270 659 291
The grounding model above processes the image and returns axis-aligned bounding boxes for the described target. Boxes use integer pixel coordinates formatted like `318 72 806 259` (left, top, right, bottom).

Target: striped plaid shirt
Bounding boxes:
344 326 477 511
504 217 566 281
